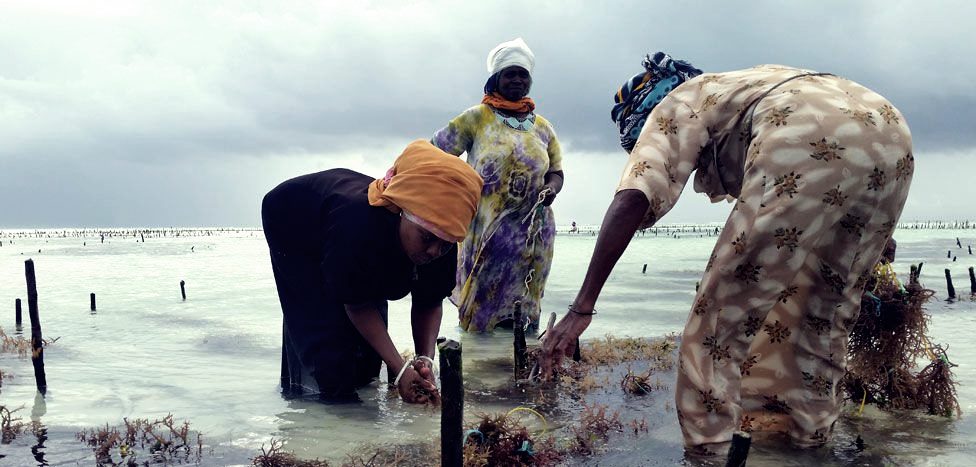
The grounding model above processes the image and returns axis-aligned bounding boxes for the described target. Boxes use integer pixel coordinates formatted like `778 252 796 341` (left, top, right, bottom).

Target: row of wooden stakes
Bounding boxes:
10 259 189 397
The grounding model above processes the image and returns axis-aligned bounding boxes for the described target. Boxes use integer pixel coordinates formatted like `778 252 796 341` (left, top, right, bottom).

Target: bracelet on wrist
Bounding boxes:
568 304 597 316
414 355 435 369
393 359 413 386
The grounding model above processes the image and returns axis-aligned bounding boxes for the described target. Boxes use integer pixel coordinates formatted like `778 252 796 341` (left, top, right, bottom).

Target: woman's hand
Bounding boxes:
541 171 563 206
412 357 436 386
539 308 592 379
397 364 441 404
538 190 649 377
541 183 558 206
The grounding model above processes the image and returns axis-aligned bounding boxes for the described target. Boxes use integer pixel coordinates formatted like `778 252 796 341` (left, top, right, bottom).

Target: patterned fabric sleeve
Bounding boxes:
616 90 708 229
431 105 484 156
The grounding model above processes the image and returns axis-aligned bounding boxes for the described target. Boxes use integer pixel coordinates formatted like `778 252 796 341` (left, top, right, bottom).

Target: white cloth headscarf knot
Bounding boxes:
486 37 535 76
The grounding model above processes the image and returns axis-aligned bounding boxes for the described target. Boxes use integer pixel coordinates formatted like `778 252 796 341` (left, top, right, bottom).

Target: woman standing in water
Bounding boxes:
432 38 564 332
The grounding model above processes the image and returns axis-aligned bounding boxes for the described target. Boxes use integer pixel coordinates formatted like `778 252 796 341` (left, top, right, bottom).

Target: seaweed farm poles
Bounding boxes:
25 259 48 395
945 269 956 300
513 302 527 379
438 338 463 467
90 293 96 311
969 266 975 295
15 298 22 329
180 280 187 300
726 431 752 467
280 323 290 391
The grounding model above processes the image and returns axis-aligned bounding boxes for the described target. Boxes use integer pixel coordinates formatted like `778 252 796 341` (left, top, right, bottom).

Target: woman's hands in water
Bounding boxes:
413 357 437 385
539 307 593 379
396 360 440 404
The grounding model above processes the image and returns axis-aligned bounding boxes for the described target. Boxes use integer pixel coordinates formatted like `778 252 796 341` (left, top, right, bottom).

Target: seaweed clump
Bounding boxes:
462 411 563 466
76 414 204 465
252 439 331 467
843 257 960 417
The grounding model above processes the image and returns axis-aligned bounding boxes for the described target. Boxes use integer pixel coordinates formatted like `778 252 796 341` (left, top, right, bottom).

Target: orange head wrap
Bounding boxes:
367 140 483 242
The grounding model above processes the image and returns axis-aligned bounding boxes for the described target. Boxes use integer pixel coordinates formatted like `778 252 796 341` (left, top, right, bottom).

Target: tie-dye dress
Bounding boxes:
617 65 914 453
432 104 562 332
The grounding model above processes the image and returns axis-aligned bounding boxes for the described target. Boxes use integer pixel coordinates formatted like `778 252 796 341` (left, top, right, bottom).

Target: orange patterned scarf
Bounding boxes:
367 140 483 242
482 92 535 114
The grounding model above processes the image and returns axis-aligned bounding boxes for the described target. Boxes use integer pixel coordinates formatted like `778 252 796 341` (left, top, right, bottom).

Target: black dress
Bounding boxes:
261 168 455 401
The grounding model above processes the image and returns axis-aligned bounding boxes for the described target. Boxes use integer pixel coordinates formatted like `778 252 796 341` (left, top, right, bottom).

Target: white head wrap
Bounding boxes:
486 38 535 76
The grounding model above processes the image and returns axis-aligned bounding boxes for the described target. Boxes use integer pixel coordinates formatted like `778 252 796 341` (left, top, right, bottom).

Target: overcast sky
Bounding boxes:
2 0 973 228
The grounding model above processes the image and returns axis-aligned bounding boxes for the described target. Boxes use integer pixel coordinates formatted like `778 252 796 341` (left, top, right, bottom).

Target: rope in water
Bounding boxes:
505 406 549 436
458 187 552 324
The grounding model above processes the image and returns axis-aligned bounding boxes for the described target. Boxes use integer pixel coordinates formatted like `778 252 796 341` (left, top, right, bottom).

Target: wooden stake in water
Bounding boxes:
969 266 975 296
513 302 527 379
25 259 48 395
910 265 919 285
726 431 752 467
280 322 290 391
438 338 463 467
15 298 22 329
90 293 96 311
945 269 956 300
642 263 647 274
180 280 186 300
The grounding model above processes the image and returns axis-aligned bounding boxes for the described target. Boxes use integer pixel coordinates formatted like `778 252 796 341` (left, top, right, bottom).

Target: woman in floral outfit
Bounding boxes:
540 53 913 458
432 38 563 332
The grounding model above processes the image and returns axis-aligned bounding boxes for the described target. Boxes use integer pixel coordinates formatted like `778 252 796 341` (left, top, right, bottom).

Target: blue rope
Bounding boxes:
864 290 882 316
462 429 484 444
517 440 535 456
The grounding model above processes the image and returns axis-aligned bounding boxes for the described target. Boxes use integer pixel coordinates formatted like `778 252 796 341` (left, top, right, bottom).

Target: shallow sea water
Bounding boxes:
0 227 973 465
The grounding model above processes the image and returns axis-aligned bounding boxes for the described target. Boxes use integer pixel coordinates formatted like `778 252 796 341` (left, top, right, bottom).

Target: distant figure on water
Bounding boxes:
540 53 914 458
262 140 483 404
432 38 564 332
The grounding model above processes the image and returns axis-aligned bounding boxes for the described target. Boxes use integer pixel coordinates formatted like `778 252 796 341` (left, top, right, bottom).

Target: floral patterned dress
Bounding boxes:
432 104 562 332
617 65 914 453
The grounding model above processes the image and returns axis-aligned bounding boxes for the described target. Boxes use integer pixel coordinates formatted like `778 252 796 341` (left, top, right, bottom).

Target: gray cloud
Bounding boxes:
1 0 974 227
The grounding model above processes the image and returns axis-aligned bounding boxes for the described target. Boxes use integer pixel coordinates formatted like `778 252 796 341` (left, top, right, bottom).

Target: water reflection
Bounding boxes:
30 426 48 467
30 391 46 421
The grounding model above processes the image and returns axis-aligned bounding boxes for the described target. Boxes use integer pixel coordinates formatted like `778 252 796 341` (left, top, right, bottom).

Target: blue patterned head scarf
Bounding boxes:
611 52 703 152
